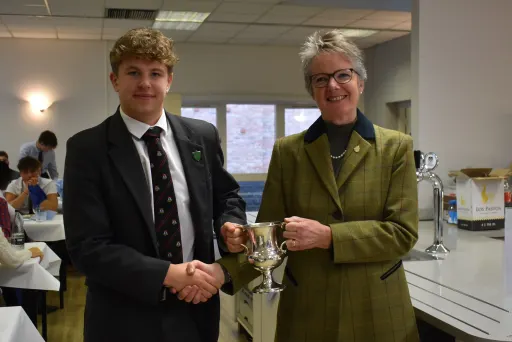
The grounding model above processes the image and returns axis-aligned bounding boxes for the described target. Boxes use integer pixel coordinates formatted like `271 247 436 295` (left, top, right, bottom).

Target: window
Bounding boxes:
181 107 217 127
284 108 321 136
226 104 275 174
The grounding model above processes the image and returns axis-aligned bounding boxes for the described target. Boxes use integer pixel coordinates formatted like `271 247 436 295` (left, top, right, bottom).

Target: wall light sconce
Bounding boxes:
29 94 52 113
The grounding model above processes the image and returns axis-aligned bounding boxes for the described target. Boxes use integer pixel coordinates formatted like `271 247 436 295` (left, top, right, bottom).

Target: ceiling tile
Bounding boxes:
392 21 411 30
206 13 261 23
313 8 374 21
347 19 402 30
256 15 306 25
212 2 272 15
48 0 104 17
301 18 354 27
1 15 54 28
193 22 247 36
105 0 162 10
0 0 49 16
159 29 194 42
187 35 230 43
52 17 103 30
362 10 411 21
160 0 220 12
279 26 325 40
263 4 323 17
355 30 409 48
229 36 269 45
235 24 292 38
257 4 323 25
58 32 101 40
103 19 153 30
11 29 57 38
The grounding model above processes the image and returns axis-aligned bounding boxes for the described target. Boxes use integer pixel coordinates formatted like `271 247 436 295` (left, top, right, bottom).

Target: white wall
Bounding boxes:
0 39 313 176
412 0 512 210
363 34 411 129
0 39 110 178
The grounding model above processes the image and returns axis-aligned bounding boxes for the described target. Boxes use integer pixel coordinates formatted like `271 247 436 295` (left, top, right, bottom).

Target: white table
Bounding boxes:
0 242 61 291
0 306 44 342
23 214 65 242
243 212 512 342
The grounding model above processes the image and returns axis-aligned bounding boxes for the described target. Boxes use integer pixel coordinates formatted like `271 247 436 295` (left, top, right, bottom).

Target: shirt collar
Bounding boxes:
119 108 168 140
304 109 375 143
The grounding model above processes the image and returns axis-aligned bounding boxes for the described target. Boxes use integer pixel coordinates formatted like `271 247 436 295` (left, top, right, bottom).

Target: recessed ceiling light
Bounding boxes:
155 11 209 23
340 28 378 38
153 21 201 31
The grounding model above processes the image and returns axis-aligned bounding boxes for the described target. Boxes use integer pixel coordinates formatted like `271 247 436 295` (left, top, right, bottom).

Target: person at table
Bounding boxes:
19 130 58 179
4 157 58 214
0 197 44 266
218 29 419 342
64 28 246 342
0 151 20 191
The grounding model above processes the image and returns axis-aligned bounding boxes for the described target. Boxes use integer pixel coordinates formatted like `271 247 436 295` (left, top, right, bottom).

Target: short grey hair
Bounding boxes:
299 29 367 96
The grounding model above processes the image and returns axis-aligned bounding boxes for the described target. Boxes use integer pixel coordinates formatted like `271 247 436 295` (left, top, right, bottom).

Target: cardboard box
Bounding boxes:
449 168 510 231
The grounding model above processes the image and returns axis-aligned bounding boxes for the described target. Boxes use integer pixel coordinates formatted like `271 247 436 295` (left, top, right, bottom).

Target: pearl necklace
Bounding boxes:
330 150 347 160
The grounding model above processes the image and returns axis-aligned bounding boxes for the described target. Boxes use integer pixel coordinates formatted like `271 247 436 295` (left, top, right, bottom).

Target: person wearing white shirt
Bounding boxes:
63 28 246 342
5 157 58 214
19 130 59 179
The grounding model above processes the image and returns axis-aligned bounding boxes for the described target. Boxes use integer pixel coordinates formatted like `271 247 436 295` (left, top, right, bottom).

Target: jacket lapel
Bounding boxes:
166 113 208 247
107 111 158 253
304 134 342 210
336 131 372 189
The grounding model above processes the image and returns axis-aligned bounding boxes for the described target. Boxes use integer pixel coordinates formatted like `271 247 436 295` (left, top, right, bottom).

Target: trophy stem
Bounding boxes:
252 269 285 294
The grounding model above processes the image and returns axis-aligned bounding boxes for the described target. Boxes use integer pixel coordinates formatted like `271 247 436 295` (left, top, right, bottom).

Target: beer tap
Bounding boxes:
414 150 450 257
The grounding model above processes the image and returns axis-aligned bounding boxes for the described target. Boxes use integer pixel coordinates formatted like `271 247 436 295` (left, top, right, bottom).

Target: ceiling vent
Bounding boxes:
105 8 158 20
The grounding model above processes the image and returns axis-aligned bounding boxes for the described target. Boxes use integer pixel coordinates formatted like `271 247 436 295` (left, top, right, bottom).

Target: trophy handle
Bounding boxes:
280 222 287 230
240 243 250 255
279 240 287 254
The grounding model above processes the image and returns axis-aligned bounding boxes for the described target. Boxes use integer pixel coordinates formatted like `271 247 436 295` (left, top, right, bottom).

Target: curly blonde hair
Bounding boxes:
110 28 179 75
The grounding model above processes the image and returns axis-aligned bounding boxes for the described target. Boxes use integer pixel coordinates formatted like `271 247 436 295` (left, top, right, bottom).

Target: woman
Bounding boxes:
220 29 419 341
0 195 43 267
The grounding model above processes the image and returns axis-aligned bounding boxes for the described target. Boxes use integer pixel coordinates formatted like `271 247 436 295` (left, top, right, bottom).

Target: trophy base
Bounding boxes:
252 282 285 294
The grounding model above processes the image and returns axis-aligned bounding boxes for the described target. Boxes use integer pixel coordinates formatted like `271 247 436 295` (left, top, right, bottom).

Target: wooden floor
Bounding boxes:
4 267 249 342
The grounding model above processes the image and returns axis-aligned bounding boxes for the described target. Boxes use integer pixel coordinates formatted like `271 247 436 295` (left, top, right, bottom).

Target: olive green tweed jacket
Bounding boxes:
218 111 419 342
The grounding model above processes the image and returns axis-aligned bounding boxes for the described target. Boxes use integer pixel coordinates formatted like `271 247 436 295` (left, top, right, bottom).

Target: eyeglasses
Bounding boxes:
310 68 358 88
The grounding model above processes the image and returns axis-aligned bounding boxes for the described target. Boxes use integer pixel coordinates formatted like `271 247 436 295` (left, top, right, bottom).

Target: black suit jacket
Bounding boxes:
63 110 246 342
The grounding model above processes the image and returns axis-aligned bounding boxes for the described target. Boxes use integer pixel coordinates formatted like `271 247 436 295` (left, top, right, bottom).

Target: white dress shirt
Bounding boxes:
5 178 57 215
120 109 194 262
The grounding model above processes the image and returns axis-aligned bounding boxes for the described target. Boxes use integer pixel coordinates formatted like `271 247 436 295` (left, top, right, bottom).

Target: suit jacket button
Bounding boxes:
332 209 343 221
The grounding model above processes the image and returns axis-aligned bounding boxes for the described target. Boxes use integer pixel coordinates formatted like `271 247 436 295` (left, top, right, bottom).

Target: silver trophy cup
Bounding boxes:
239 222 287 294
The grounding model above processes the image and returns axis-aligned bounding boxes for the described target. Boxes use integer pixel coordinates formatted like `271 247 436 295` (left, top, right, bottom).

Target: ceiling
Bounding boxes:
0 0 411 48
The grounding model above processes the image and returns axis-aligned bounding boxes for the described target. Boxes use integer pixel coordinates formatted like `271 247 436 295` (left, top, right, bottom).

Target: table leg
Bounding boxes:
41 290 48 341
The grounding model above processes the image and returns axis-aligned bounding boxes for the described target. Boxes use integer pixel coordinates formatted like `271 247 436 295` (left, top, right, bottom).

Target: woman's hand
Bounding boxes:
29 247 44 261
282 216 332 251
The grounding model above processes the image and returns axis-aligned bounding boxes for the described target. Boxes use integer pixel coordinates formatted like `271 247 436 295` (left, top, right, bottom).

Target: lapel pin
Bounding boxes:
192 150 201 162
354 145 360 153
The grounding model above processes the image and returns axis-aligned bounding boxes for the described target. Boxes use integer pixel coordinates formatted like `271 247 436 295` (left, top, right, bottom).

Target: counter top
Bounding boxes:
245 212 510 341
407 221 511 341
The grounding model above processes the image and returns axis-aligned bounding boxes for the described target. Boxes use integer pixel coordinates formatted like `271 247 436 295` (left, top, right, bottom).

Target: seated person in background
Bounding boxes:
4 157 58 214
0 151 20 191
0 196 43 266
19 130 59 179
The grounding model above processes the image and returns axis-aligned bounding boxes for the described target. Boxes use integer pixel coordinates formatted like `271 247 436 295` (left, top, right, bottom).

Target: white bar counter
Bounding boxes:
241 213 511 342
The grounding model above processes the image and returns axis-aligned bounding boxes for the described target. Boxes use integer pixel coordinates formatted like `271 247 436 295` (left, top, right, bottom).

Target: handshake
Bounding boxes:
163 260 225 305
